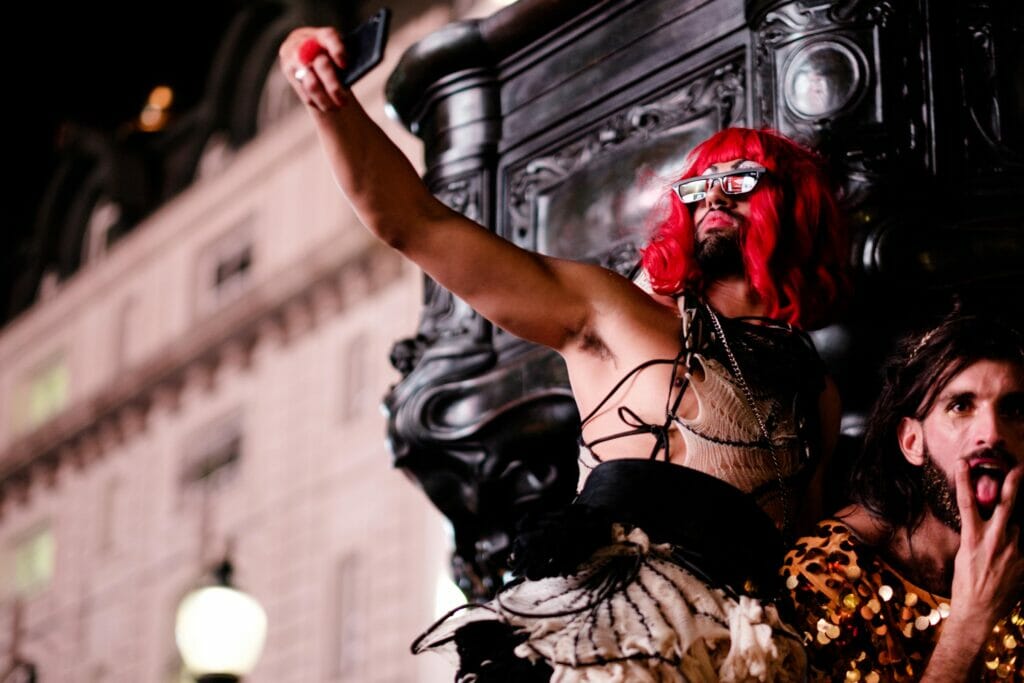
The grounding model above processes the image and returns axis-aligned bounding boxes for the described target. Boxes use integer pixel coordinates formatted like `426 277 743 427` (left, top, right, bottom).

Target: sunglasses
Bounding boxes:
672 167 768 204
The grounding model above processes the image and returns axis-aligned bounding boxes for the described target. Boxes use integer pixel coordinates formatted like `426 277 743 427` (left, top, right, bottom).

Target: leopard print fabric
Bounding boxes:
781 519 1022 681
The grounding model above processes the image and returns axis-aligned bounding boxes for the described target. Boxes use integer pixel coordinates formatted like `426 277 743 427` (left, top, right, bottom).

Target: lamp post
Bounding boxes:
175 559 267 683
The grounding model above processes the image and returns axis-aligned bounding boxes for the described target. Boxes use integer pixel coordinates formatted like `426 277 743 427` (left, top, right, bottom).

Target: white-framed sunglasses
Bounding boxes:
672 167 768 204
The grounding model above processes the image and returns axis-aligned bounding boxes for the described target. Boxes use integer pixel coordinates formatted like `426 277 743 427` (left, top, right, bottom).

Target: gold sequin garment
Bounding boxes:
781 519 1023 681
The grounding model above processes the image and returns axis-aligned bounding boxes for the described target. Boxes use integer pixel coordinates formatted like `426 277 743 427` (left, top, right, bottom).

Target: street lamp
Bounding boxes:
175 559 267 682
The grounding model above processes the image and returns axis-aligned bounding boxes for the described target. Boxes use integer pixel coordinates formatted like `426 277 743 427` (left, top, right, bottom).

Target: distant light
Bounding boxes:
139 108 167 131
149 85 174 109
138 85 174 132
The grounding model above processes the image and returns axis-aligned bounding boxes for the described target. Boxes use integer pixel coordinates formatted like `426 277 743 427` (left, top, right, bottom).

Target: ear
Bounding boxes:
897 417 925 466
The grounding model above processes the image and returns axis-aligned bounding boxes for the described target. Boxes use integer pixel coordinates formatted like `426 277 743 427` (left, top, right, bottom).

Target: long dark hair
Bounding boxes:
850 313 1024 530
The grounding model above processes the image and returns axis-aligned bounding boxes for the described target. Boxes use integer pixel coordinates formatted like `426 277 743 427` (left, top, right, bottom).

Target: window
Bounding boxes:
180 412 243 491
195 219 254 316
1 524 56 599
330 554 367 678
11 353 70 434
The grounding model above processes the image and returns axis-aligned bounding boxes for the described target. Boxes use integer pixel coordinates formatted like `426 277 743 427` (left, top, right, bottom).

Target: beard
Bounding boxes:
918 443 1020 532
919 451 961 532
694 229 744 280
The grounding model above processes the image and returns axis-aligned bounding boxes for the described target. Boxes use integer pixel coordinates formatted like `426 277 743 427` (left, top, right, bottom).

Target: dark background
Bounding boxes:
5 2 246 320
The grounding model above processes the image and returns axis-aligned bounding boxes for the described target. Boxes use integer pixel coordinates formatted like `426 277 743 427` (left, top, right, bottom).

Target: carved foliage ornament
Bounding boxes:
507 58 746 268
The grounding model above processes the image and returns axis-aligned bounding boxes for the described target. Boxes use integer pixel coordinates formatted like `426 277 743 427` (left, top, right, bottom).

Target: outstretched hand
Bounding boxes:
279 27 349 111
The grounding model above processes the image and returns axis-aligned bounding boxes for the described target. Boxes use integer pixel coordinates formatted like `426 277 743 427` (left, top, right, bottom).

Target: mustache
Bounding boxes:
964 445 1017 466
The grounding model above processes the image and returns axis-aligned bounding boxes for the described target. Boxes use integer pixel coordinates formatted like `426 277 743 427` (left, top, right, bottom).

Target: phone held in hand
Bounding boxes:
339 8 391 87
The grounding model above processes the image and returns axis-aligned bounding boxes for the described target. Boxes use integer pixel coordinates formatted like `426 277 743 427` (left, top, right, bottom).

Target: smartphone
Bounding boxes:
339 8 391 87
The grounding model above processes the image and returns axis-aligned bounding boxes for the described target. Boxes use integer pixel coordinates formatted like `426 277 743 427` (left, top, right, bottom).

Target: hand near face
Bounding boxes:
278 27 349 112
948 462 1024 633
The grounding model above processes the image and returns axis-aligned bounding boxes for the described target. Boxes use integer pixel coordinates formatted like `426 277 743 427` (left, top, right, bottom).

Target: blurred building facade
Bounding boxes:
0 2 484 681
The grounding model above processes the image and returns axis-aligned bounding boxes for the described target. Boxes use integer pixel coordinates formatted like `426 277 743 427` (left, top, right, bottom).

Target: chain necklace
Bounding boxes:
703 303 792 536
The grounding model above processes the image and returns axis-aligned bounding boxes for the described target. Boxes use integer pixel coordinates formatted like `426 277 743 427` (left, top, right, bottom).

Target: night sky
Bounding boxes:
5 2 244 315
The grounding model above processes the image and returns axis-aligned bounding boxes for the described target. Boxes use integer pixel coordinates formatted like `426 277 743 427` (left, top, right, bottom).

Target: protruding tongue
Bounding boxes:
975 473 1002 508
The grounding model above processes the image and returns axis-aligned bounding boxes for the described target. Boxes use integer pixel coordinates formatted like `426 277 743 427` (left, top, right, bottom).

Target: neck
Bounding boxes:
885 513 961 596
703 277 766 318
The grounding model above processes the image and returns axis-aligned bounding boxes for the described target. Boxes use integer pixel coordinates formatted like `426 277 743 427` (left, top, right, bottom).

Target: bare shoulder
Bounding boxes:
833 504 891 547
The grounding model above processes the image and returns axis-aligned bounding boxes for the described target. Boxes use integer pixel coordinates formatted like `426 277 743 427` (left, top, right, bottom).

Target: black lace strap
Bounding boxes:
579 300 709 462
579 405 678 461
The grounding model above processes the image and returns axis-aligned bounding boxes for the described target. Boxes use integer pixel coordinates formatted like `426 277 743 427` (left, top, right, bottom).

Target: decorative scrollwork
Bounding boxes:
507 59 745 244
758 0 895 47
435 175 482 222
961 1 1023 165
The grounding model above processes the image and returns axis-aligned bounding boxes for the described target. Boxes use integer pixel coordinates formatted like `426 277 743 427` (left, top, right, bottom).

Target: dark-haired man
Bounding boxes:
783 314 1024 681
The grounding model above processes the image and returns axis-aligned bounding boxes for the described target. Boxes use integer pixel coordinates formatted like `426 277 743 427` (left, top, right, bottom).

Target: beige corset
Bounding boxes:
676 355 802 525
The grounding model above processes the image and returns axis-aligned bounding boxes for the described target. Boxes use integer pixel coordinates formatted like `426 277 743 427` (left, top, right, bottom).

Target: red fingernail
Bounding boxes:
298 38 325 66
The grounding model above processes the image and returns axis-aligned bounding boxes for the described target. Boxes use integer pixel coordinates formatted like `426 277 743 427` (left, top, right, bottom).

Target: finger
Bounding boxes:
279 31 321 108
311 53 347 108
295 67 333 112
992 466 1023 530
281 62 316 109
955 460 981 538
301 60 339 111
316 27 347 70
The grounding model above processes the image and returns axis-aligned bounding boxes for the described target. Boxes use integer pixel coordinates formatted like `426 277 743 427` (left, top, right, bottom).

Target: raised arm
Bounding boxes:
279 27 616 351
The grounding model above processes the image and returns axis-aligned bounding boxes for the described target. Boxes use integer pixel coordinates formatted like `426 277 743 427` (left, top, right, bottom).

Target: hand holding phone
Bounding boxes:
281 9 391 111
337 8 390 87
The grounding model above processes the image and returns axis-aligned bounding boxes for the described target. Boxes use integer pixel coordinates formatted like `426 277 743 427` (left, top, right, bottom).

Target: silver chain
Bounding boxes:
703 304 792 535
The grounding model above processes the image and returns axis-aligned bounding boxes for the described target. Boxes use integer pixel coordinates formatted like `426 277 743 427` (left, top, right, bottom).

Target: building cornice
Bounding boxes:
0 232 404 511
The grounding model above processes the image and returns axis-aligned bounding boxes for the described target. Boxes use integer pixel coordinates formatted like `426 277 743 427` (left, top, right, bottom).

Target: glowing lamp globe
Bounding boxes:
175 573 267 681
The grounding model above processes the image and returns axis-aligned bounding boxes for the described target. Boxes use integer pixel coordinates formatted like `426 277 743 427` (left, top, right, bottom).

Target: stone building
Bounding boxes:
0 3 477 681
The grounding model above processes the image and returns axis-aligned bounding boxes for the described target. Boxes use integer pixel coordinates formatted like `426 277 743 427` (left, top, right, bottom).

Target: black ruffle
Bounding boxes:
508 503 615 580
514 460 787 597
453 620 553 682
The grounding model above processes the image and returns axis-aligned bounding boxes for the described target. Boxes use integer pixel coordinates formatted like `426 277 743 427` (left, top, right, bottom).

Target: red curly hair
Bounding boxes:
640 128 850 330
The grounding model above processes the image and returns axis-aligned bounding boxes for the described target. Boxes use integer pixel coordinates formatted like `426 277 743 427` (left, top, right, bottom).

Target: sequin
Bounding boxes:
784 520 1024 682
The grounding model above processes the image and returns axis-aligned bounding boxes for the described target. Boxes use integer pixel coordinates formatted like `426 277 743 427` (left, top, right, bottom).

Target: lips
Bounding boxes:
699 210 739 230
968 456 1009 512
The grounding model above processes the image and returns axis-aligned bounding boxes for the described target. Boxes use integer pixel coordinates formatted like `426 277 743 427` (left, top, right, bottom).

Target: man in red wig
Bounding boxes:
282 27 849 683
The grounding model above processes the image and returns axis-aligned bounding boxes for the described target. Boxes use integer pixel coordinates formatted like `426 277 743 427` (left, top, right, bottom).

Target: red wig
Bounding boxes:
640 128 850 329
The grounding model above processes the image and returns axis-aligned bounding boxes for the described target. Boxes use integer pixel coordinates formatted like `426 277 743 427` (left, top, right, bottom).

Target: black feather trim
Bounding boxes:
508 504 616 580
